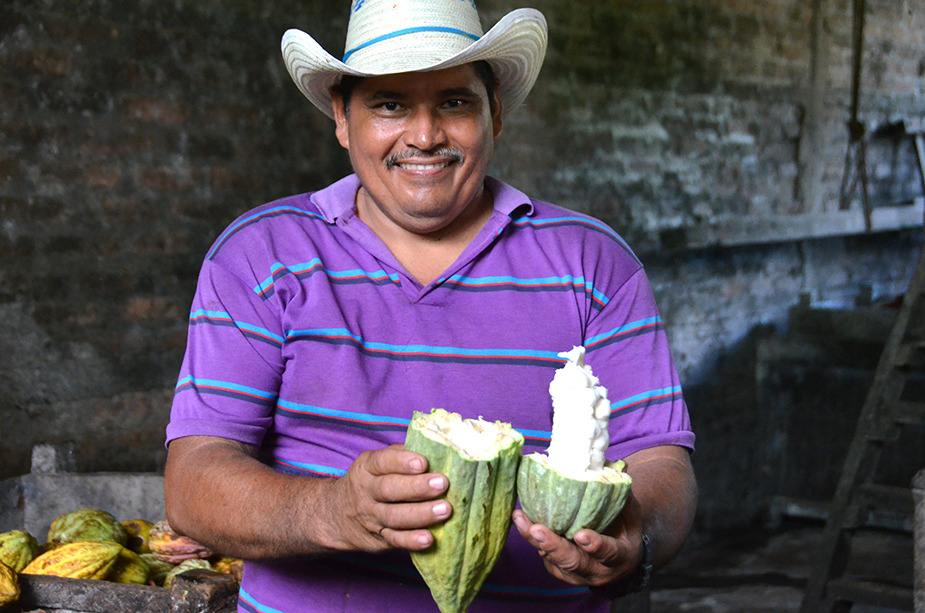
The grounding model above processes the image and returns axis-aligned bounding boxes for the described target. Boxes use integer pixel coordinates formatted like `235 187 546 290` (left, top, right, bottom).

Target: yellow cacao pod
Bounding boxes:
0 529 40 572
0 560 19 607
121 519 155 554
163 558 215 588
106 546 150 584
21 541 122 580
48 509 128 547
212 556 243 582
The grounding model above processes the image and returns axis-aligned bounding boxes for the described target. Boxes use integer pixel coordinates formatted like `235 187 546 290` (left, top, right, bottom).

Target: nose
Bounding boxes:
404 107 446 152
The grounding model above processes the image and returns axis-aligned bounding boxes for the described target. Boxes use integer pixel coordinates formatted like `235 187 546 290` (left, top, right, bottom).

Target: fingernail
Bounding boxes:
416 532 432 547
512 514 528 532
429 475 446 490
433 501 450 517
410 457 425 472
532 530 547 544
574 532 591 547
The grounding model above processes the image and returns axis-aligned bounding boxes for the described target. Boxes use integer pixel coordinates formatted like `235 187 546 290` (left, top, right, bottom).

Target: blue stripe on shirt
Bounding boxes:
254 260 402 299
284 328 565 366
276 399 410 432
436 273 610 309
175 376 276 406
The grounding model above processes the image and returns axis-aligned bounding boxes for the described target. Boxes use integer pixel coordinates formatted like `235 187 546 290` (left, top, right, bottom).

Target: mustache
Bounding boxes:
386 147 464 169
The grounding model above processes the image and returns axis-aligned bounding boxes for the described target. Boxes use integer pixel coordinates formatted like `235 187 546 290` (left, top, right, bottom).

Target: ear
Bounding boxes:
331 91 350 150
491 80 503 141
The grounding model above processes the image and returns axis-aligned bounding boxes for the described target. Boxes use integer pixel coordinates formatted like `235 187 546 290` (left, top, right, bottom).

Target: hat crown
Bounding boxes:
344 0 486 73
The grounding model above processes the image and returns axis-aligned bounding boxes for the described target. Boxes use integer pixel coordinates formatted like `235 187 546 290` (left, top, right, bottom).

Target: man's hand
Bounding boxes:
327 444 452 552
511 502 643 587
512 445 696 589
164 436 452 559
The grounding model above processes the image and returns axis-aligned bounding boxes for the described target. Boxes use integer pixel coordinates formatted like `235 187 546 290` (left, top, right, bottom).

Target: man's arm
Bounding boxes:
512 444 697 588
163 435 452 559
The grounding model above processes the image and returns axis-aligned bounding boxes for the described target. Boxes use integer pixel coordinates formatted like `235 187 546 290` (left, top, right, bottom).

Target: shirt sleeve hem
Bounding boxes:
165 419 267 449
608 431 696 461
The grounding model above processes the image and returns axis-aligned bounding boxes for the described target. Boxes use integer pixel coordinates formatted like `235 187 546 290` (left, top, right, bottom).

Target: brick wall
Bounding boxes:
1 0 922 529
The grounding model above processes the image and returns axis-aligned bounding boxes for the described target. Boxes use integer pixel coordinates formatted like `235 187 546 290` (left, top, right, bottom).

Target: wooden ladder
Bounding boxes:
800 241 925 612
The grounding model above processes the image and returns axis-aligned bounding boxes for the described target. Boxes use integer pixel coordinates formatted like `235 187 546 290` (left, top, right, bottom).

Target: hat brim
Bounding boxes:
281 8 547 120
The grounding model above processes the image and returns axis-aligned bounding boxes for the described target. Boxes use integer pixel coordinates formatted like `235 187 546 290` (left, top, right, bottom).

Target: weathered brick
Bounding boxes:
82 163 122 188
123 98 188 124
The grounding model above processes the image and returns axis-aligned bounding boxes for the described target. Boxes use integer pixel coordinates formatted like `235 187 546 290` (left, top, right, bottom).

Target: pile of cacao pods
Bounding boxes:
0 508 243 608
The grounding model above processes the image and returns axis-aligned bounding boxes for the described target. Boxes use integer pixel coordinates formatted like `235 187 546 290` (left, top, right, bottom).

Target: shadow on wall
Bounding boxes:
682 325 777 532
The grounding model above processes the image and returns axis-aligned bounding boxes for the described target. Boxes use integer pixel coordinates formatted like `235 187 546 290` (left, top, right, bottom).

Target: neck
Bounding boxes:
356 186 495 286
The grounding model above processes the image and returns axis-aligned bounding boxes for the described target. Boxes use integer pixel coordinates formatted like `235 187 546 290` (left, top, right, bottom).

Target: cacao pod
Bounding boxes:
405 408 523 613
148 519 213 564
106 546 150 584
212 556 243 582
121 519 155 554
516 455 632 539
0 560 19 607
21 541 122 580
162 558 215 588
0 529 40 572
140 553 176 587
47 508 128 547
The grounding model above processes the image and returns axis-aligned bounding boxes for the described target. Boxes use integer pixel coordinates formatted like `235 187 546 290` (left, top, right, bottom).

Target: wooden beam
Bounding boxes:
661 200 924 251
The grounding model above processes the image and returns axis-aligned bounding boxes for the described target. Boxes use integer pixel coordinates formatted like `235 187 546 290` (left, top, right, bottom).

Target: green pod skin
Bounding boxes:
405 409 524 613
517 454 632 540
0 530 40 572
47 509 129 547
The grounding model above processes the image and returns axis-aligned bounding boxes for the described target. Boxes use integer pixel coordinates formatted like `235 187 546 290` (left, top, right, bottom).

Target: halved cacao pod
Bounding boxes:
0 529 40 572
21 541 122 580
405 408 523 613
148 519 213 564
517 455 632 539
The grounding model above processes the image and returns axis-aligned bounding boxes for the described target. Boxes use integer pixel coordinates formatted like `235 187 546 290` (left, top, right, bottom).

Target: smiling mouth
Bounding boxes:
387 147 464 171
396 161 453 171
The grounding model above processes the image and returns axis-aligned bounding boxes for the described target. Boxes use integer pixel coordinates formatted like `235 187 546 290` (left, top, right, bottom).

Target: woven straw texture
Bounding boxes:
281 0 547 119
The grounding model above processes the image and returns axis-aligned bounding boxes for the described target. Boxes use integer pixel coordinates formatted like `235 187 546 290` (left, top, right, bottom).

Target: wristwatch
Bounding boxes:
589 532 653 600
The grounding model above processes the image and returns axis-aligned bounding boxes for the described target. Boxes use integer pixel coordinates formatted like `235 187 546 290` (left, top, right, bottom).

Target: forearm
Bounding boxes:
165 434 454 560
164 435 342 559
621 445 697 569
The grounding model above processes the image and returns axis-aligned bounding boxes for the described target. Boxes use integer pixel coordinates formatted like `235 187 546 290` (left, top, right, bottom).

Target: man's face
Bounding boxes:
331 64 503 237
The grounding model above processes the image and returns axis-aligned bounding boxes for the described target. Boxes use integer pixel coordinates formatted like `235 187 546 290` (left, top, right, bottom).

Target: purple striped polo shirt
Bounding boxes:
167 174 695 613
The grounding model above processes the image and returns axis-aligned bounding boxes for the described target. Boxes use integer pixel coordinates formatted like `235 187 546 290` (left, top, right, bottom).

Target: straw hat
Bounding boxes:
281 0 547 120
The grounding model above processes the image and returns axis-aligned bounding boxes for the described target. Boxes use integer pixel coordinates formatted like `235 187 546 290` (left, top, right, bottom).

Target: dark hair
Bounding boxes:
333 60 498 117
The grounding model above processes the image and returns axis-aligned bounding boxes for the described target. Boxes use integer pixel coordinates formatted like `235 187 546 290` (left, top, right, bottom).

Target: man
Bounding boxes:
164 1 697 612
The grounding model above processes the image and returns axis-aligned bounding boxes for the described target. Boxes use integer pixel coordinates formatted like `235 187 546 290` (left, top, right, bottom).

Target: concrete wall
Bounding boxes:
1 0 923 531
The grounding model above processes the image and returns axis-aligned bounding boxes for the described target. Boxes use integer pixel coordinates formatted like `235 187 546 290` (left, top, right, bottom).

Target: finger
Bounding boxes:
371 471 448 504
377 499 452 532
571 529 622 567
360 445 430 477
379 527 435 551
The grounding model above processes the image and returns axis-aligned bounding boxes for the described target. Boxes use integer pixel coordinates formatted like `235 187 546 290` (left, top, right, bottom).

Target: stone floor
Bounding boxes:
644 518 915 613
